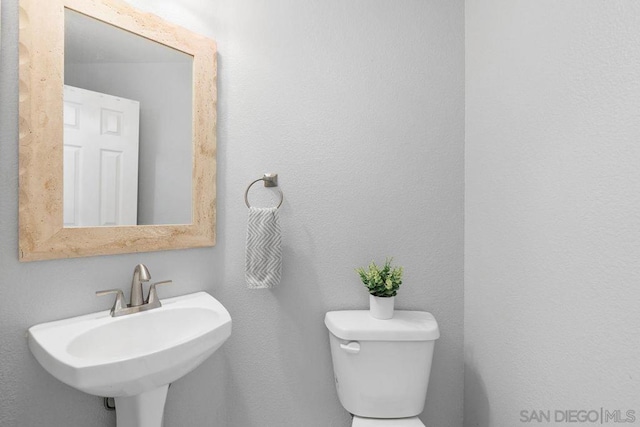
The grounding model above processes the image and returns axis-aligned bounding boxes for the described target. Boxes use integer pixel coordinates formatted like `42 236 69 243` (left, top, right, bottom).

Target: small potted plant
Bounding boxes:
356 258 403 319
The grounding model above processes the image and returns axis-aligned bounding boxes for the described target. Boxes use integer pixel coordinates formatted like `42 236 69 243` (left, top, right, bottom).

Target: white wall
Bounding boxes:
0 0 464 426
465 1 640 426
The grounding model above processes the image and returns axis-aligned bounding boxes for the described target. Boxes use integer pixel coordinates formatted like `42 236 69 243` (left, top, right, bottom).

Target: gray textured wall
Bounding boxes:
0 0 464 426
465 1 640 426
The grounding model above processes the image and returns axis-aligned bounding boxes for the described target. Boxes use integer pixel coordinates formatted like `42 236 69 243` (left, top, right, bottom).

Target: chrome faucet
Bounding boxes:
130 264 151 307
96 264 172 317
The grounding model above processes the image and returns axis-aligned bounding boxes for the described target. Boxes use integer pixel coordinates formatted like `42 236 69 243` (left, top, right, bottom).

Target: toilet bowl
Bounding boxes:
352 415 425 426
325 310 439 426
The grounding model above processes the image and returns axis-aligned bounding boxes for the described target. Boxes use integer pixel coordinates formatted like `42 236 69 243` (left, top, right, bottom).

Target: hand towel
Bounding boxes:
246 207 282 289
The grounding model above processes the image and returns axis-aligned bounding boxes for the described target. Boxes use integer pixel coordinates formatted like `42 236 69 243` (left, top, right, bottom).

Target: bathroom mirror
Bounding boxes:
64 9 193 227
19 0 217 261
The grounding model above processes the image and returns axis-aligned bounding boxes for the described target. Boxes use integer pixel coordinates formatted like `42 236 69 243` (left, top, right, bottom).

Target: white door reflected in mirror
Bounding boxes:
64 85 140 227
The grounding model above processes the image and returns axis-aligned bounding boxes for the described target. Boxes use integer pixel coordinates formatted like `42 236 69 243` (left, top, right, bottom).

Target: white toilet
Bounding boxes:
325 310 439 427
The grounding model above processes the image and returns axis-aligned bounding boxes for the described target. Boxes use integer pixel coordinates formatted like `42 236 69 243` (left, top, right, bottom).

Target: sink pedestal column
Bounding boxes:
114 385 169 427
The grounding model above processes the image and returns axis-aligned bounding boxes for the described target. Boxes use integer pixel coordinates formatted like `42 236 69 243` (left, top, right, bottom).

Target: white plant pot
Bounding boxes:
369 295 395 320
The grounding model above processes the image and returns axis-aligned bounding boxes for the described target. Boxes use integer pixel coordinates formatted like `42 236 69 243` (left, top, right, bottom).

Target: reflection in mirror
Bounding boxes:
64 9 193 226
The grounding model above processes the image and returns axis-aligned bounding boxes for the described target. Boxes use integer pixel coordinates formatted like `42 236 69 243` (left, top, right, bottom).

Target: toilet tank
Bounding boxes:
325 310 439 419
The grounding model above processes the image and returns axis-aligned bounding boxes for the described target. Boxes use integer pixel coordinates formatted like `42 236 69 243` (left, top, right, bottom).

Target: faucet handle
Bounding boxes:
96 289 127 315
146 280 173 307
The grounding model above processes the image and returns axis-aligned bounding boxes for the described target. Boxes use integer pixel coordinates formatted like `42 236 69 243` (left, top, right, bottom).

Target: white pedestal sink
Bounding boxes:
28 292 232 427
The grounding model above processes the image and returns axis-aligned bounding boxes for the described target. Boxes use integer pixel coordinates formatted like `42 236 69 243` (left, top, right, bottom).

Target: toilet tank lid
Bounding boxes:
324 310 440 341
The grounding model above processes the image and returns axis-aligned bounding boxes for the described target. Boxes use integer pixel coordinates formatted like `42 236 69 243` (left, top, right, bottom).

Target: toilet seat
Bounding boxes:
352 416 426 427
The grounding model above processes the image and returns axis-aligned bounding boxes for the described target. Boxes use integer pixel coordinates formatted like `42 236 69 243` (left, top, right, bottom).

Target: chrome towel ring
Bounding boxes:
244 173 284 209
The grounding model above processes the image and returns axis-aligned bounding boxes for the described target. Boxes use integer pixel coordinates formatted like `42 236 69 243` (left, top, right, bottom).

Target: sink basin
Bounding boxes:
28 291 231 426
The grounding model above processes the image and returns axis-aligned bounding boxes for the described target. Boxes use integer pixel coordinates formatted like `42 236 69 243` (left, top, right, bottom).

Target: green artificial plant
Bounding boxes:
356 258 403 297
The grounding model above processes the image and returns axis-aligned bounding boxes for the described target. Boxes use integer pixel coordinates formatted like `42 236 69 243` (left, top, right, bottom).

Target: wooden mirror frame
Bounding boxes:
18 0 217 261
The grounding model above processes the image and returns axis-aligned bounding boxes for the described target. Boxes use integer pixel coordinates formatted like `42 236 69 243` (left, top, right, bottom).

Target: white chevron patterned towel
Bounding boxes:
246 207 282 289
